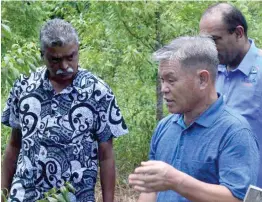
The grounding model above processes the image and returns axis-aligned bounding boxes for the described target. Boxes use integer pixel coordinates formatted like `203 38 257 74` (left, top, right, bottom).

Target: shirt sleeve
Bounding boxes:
149 128 157 160
95 81 128 143
1 79 21 129
219 128 260 200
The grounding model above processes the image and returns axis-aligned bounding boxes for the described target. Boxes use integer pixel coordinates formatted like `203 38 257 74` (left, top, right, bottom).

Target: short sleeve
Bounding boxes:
1 79 22 129
149 127 159 160
95 81 128 143
219 129 260 200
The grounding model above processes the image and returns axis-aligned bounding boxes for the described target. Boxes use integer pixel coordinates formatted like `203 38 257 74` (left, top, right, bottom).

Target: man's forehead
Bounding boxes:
199 18 228 37
45 44 78 56
159 59 180 67
159 59 182 73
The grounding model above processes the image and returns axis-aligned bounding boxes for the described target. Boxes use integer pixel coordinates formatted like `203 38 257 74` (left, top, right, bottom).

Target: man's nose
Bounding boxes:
60 60 68 70
161 82 169 93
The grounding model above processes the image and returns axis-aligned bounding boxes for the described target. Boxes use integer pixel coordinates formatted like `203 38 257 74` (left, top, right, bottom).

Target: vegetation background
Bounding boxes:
1 1 262 201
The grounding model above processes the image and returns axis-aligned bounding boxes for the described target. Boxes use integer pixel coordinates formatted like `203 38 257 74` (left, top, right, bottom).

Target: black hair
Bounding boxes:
202 3 248 37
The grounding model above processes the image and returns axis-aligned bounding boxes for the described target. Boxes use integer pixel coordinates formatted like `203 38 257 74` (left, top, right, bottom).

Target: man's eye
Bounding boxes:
67 55 74 61
212 37 221 42
67 53 77 61
51 58 61 63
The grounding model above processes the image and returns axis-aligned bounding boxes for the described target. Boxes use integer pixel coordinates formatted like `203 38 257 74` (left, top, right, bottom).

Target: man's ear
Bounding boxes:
198 70 209 90
234 25 245 39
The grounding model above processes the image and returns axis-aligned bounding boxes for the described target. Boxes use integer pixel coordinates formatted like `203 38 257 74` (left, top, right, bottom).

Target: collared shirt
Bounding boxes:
150 95 259 202
2 67 128 202
216 39 262 187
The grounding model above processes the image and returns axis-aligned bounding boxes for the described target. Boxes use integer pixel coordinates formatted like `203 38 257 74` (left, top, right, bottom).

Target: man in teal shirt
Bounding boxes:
200 3 262 187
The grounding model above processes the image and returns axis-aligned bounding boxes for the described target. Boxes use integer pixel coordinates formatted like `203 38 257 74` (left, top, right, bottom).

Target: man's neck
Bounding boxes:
183 91 218 126
227 39 251 70
50 78 73 93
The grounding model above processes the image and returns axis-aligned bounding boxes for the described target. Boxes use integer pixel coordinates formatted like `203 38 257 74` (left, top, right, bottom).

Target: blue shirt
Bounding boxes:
216 39 262 187
1 67 128 202
150 95 259 202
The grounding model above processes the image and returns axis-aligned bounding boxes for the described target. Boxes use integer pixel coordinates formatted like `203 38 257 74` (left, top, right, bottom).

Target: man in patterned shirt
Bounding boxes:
1 18 128 202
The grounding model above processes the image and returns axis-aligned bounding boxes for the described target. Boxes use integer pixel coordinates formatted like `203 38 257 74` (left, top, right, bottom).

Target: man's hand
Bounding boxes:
129 160 184 193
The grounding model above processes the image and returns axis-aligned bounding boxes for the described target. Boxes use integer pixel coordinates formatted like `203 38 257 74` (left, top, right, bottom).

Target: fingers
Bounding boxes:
134 161 160 174
128 174 145 186
140 160 158 166
130 178 162 193
129 174 156 193
133 185 154 193
129 173 157 183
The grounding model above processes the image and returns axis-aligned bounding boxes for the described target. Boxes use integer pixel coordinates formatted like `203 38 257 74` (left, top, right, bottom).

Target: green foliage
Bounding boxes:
37 182 75 202
1 41 42 94
1 189 8 202
1 1 52 54
1 0 262 186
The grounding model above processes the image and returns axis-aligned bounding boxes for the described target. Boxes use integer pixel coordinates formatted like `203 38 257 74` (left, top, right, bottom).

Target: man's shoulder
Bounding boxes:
156 114 179 130
75 68 111 91
256 48 262 63
219 106 251 131
251 40 262 64
12 66 46 89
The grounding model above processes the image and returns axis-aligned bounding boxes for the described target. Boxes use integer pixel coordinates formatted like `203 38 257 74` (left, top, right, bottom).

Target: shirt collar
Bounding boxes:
237 39 258 76
218 39 258 76
172 94 224 128
177 115 187 129
195 94 224 127
41 66 83 94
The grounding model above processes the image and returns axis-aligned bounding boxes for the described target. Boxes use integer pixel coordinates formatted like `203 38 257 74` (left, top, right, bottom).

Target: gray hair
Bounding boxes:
40 18 79 53
153 36 219 82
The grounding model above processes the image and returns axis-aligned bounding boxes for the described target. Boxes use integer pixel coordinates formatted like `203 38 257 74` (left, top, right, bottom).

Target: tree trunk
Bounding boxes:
155 8 163 121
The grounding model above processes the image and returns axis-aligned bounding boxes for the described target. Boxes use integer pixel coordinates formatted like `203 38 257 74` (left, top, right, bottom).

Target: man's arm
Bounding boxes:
1 128 22 194
129 161 241 202
137 192 157 202
98 138 115 202
173 169 241 202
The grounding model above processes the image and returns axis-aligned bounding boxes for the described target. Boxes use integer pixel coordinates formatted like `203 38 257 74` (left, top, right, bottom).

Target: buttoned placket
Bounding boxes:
174 127 188 171
223 71 232 102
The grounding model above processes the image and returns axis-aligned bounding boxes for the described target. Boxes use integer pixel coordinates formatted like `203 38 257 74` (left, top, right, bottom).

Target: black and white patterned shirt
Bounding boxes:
2 67 128 202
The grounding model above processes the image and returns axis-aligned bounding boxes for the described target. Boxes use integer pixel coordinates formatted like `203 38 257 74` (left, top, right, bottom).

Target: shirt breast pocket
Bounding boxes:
233 82 261 111
184 160 218 184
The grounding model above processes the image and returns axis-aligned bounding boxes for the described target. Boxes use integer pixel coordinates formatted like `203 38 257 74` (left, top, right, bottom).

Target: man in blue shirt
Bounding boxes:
199 3 262 187
129 36 259 202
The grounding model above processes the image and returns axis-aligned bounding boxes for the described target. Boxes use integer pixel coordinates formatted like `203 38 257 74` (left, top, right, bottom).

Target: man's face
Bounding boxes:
43 43 79 83
159 59 200 114
199 15 238 65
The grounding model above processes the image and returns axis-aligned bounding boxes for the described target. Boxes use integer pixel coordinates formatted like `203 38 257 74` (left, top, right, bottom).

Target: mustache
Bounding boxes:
56 67 74 75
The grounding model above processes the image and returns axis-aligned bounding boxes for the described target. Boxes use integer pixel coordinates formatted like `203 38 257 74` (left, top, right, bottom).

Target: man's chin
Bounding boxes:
54 74 75 83
218 57 228 66
167 106 179 114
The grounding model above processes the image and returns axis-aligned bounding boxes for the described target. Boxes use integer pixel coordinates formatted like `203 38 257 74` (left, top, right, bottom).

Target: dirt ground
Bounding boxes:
95 178 139 202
